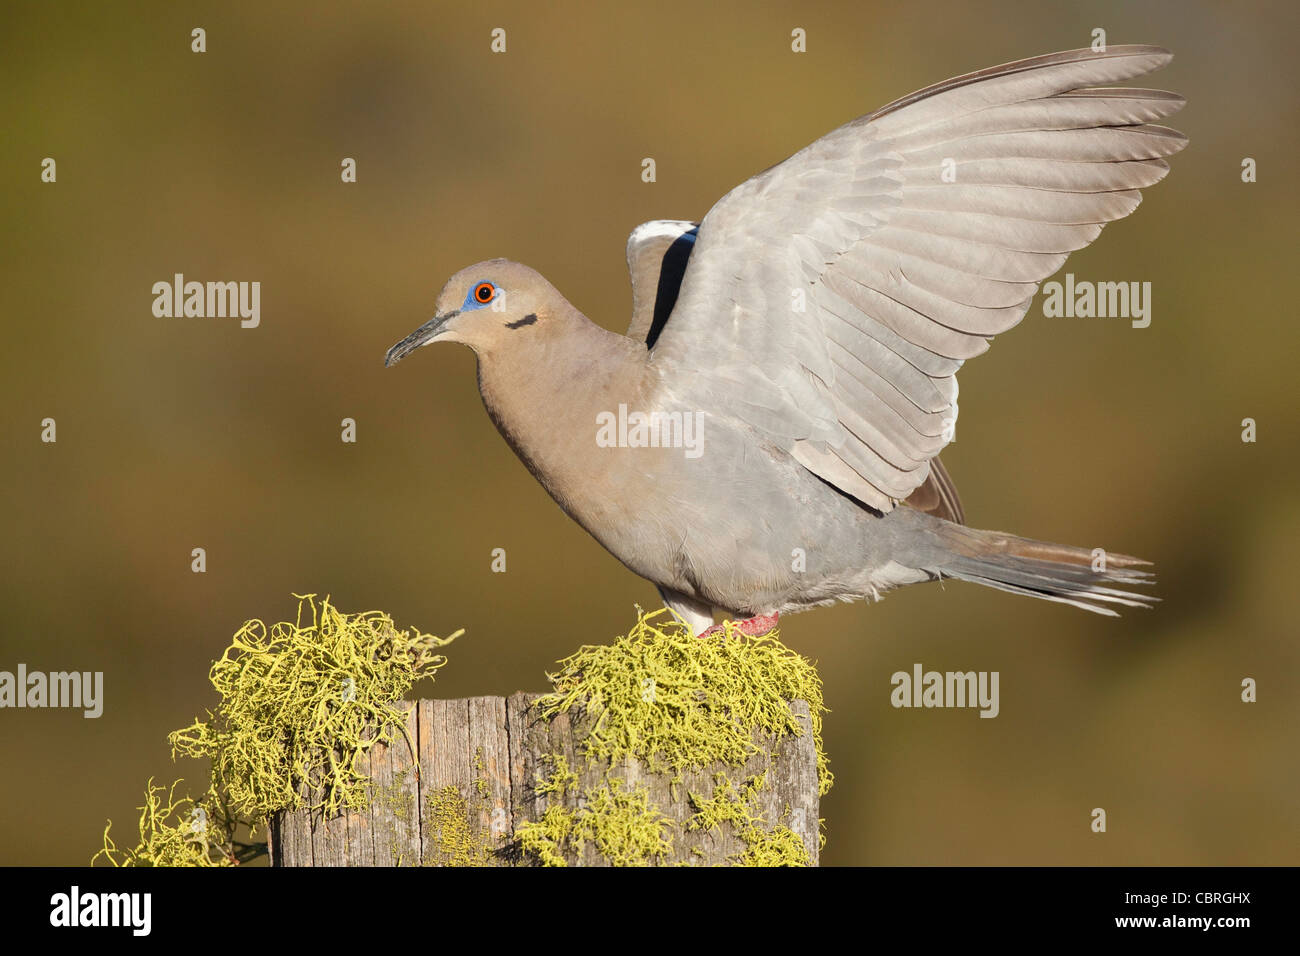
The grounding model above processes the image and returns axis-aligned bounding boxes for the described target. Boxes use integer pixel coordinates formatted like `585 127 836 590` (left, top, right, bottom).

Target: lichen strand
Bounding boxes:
517 778 674 867
96 594 461 866
520 607 831 866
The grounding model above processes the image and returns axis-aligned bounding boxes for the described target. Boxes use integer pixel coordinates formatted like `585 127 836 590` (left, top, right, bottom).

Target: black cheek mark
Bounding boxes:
505 313 538 329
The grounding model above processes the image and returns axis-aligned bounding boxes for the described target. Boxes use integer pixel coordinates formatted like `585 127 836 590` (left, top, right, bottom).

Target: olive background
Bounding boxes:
1 0 1296 865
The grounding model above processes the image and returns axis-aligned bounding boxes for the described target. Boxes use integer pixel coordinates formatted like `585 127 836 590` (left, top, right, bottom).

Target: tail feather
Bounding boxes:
930 524 1157 616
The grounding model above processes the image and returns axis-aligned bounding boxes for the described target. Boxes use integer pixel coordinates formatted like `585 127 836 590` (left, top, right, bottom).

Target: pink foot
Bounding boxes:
697 612 779 639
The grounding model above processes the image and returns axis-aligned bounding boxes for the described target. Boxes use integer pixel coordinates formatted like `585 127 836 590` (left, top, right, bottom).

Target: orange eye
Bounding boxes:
474 282 495 303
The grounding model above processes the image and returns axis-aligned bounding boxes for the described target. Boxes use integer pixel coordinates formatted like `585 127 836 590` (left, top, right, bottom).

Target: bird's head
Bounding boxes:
384 258 565 366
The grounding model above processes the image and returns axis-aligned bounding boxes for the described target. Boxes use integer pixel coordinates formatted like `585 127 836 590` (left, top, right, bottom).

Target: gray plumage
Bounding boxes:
386 46 1184 634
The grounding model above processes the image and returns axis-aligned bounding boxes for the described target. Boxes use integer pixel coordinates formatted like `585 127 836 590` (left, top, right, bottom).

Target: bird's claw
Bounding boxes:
696 613 779 639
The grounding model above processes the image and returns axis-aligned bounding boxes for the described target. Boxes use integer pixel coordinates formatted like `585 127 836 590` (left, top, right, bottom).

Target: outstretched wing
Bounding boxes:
651 46 1186 513
625 220 698 348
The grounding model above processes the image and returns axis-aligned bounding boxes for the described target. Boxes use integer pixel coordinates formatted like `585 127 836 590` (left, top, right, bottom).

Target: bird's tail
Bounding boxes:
923 519 1157 616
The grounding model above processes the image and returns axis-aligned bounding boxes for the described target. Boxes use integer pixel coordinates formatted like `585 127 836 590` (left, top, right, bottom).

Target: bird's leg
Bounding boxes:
697 612 779 639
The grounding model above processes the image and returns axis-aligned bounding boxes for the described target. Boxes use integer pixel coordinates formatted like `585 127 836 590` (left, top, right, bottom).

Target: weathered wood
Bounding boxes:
269 774 312 866
271 693 820 866
467 695 513 863
368 700 420 866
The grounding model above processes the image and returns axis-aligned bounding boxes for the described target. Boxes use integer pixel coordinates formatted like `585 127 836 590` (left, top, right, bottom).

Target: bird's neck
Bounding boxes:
474 308 653 506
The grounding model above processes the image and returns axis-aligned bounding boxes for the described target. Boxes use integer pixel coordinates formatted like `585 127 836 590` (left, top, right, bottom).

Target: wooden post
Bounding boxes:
270 693 820 866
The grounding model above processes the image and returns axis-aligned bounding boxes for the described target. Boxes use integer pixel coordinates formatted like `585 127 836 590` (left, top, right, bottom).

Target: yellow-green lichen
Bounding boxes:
472 748 491 799
533 753 580 798
517 607 831 866
94 778 239 867
688 772 811 866
517 777 674 867
97 601 830 868
169 593 460 820
95 594 462 866
424 785 496 866
538 607 831 796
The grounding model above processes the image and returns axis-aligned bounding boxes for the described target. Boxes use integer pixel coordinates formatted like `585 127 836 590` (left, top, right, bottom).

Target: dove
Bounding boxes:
386 46 1185 636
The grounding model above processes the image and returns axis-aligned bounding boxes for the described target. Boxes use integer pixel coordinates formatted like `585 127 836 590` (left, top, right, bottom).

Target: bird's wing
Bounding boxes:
651 46 1186 513
625 220 698 348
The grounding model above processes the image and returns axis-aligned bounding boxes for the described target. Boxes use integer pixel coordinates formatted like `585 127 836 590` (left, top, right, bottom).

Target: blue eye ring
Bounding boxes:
473 281 496 304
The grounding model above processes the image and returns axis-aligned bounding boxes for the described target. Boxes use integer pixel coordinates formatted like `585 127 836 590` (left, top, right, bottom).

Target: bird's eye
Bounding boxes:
474 282 495 303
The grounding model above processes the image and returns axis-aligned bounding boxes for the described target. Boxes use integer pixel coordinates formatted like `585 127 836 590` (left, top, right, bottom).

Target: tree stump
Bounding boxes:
269 693 821 866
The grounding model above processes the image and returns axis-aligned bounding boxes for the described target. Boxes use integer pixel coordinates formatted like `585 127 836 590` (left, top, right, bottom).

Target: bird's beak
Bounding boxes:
384 310 459 367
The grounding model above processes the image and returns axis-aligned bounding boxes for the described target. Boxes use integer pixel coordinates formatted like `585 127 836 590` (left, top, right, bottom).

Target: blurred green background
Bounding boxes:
2 0 1296 866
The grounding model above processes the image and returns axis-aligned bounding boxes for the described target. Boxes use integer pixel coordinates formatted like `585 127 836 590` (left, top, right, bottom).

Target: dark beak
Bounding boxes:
384 310 459 367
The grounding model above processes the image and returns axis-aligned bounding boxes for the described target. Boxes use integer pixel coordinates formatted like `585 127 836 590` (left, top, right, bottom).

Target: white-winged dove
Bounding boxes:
387 46 1185 637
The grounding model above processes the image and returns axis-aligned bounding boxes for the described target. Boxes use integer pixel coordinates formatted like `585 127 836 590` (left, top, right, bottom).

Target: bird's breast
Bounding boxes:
474 345 888 611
